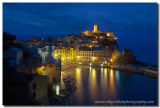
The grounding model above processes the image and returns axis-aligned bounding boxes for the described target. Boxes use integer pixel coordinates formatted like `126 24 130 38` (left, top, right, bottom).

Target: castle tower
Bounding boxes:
94 25 97 32
92 25 102 33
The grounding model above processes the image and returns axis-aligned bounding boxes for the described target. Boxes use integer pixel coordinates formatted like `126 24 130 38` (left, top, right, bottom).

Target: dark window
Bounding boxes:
33 92 36 98
33 61 37 63
49 65 53 67
33 83 36 90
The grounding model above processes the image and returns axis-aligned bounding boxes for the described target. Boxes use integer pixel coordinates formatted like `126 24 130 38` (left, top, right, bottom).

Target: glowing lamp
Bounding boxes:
92 57 95 60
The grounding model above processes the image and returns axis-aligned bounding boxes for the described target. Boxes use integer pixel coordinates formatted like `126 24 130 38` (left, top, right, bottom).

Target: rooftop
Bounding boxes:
10 48 22 52
43 58 61 67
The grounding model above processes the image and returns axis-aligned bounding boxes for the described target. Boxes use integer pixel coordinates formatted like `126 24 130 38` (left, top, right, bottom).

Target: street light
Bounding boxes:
92 57 96 62
41 66 44 69
92 57 95 60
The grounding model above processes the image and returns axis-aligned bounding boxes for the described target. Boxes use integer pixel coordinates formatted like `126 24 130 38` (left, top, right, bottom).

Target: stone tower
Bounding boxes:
94 25 97 32
92 25 102 33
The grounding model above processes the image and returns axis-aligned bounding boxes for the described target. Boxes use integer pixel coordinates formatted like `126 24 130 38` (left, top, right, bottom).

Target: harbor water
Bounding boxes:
58 64 157 105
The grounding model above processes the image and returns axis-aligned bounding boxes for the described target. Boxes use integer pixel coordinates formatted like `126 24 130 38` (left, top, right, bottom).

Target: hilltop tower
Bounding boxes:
94 25 97 32
92 25 102 33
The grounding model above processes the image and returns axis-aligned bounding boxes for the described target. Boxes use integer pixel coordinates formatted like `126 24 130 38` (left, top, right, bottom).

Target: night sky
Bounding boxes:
3 3 157 65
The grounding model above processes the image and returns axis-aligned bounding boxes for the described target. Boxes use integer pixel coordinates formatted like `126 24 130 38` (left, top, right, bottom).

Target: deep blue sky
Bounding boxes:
3 3 157 65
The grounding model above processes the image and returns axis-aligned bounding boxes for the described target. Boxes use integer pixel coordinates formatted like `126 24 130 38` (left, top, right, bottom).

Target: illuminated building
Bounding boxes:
37 25 120 65
54 47 79 63
94 25 97 31
82 25 117 42
37 37 61 84
92 25 102 33
54 46 112 64
84 31 92 36
38 37 55 60
78 48 112 63
107 32 114 37
80 42 101 48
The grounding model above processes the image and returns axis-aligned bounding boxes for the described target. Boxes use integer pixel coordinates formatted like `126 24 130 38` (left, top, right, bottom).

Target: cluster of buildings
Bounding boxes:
34 25 135 66
3 25 136 105
3 33 61 105
36 25 122 66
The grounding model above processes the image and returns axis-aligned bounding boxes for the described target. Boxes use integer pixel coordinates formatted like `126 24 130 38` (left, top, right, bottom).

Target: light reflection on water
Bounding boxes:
61 65 157 105
75 68 83 102
89 68 98 101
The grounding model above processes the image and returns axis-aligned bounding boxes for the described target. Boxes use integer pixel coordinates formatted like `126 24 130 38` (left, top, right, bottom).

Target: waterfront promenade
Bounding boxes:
62 62 157 78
